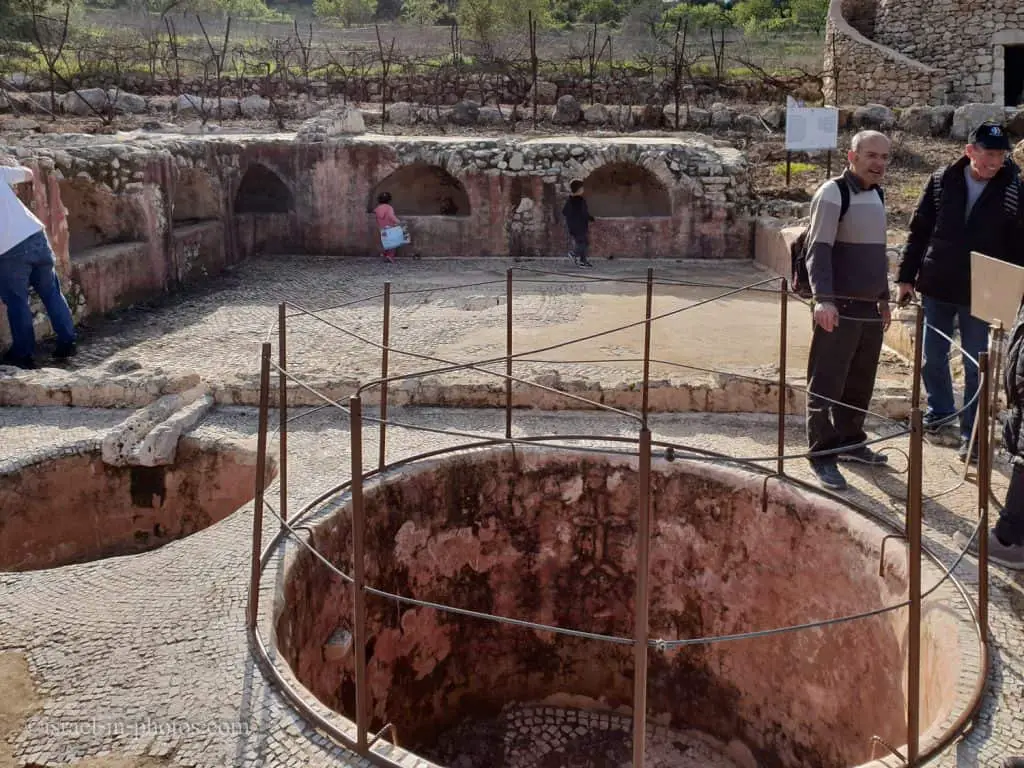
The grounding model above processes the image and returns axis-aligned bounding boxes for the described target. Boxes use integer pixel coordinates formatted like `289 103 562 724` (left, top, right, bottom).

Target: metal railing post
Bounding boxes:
378 282 391 473
247 343 272 630
777 279 788 475
506 268 513 439
906 407 924 765
350 396 369 751
278 303 288 530
632 427 652 768
978 350 990 640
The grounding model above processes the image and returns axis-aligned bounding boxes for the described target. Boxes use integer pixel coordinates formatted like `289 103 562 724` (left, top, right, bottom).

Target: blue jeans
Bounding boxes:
0 231 76 360
921 296 990 440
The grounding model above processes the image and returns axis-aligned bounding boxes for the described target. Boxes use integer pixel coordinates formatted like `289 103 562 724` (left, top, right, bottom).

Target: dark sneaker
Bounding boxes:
1002 757 1024 768
837 446 889 465
810 461 848 491
0 352 37 370
54 341 77 360
957 440 978 465
579 259 594 268
923 415 956 434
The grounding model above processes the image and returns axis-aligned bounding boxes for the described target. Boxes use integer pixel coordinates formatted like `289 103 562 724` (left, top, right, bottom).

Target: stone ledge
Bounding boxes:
0 364 913 419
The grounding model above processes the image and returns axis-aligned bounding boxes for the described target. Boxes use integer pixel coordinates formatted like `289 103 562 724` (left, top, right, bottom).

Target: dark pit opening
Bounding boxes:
583 163 671 218
1005 45 1024 107
275 447 966 768
0 439 272 571
235 164 294 214
369 164 470 217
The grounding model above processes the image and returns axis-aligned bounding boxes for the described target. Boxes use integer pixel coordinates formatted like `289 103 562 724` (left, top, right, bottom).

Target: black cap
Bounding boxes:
970 121 1012 150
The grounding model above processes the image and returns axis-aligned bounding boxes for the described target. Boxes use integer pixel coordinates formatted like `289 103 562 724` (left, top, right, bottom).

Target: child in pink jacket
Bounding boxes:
374 192 400 262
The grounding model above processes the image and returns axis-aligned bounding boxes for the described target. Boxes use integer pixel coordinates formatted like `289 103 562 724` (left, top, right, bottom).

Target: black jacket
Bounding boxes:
897 156 1024 306
1004 302 1024 463
562 195 594 238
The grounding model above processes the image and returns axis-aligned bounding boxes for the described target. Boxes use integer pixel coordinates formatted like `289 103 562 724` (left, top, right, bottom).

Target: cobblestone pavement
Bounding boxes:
1 405 1022 767
59 257 910 397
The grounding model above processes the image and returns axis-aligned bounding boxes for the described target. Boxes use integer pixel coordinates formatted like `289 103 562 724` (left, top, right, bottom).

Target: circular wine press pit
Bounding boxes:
0 439 269 572
273 445 983 768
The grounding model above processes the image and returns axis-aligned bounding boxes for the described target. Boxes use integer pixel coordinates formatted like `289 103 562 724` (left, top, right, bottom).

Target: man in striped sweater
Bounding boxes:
804 130 893 491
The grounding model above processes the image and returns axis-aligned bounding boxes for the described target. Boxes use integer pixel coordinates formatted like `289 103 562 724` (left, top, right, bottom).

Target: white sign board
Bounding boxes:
970 251 1024 328
784 101 839 151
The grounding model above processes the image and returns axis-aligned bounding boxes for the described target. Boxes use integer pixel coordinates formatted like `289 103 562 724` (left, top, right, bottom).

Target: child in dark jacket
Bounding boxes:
993 300 1024 569
561 179 594 268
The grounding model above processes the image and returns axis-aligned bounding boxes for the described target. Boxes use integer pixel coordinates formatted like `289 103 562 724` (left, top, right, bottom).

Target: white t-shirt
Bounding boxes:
0 165 45 257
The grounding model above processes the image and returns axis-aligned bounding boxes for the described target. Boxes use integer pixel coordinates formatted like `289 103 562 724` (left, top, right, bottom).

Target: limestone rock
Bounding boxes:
951 103 1006 141
852 103 896 129
295 105 366 141
109 90 148 114
477 106 505 126
62 88 111 116
450 100 480 126
583 104 609 125
759 105 785 130
684 108 711 129
134 394 215 466
929 105 955 137
734 114 765 134
1015 140 1024 172
387 101 417 125
551 95 581 125
100 382 211 467
532 80 558 105
240 94 272 118
897 106 933 136
710 106 734 130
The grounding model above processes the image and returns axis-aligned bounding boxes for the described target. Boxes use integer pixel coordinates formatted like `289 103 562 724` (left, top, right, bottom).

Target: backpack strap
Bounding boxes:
931 169 944 214
1005 176 1020 219
834 176 851 220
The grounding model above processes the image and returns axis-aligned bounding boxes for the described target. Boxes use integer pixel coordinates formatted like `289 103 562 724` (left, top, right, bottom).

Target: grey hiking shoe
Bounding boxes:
810 461 848 491
956 529 1024 570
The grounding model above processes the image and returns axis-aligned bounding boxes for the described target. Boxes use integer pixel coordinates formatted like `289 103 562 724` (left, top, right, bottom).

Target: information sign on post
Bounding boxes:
783 97 840 185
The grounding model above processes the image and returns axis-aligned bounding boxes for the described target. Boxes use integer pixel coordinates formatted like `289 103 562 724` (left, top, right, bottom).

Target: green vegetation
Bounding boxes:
773 161 817 175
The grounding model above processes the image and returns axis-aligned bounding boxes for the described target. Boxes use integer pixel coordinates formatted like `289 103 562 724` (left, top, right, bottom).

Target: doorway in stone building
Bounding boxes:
1006 45 1024 106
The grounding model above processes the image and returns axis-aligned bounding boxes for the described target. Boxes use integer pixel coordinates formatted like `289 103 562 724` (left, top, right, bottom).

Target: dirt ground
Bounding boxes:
0 652 167 768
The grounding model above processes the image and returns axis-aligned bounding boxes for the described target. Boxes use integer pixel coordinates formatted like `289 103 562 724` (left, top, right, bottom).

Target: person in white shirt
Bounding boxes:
0 159 77 369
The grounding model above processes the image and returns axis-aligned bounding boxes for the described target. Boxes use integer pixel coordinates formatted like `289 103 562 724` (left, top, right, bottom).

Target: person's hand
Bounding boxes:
896 282 916 307
879 301 891 331
813 301 839 332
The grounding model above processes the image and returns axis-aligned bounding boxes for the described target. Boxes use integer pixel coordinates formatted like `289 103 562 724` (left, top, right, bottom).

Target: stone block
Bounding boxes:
551 95 581 125
951 103 1006 140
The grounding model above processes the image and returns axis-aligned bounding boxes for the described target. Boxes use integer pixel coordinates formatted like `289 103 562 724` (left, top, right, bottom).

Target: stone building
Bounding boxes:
825 0 1024 107
0 129 755 348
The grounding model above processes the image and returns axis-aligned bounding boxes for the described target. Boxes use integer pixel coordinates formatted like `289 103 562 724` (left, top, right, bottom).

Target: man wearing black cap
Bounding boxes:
897 121 1024 462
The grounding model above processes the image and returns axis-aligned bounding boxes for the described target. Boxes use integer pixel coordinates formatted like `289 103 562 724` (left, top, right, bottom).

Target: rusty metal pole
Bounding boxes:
641 268 654 425
987 324 1004 475
506 268 513 440
278 303 288 530
378 282 391 473
911 302 925 410
978 350 990 641
777 279 788 476
632 427 652 768
247 342 272 630
350 396 369 751
906 406 924 766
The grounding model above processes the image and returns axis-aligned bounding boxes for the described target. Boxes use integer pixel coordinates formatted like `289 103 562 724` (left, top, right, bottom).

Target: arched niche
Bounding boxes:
368 164 470 217
173 168 222 223
234 164 294 215
582 163 672 218
58 178 143 253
